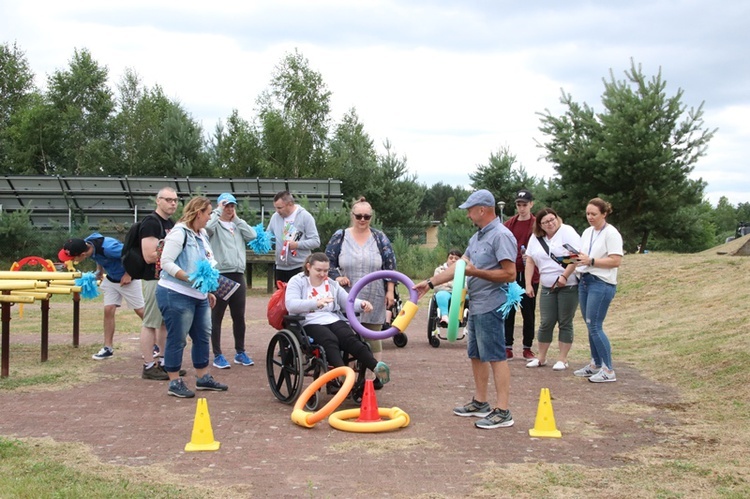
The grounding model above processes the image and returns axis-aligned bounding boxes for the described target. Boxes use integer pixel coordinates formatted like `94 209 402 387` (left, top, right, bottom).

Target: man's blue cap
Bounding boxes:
217 193 237 205
458 189 495 209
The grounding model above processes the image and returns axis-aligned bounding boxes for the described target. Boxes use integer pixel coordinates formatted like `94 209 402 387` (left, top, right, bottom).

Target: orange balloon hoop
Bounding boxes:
328 407 411 433
291 366 356 428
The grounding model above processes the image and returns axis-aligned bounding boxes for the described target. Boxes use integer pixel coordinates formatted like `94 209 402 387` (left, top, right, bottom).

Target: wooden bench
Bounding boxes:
245 252 276 293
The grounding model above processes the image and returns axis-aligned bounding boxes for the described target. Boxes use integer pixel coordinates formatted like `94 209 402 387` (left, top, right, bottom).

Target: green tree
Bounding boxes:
0 42 46 173
439 205 476 252
208 109 263 177
364 140 425 228
327 108 379 200
469 146 542 220
419 182 471 222
737 203 750 226
538 60 715 252
44 48 116 174
160 104 206 176
111 69 206 176
710 196 739 242
0 42 35 129
258 49 331 177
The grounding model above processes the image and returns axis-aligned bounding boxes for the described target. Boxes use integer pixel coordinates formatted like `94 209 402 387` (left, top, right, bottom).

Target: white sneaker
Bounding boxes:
525 358 546 368
573 364 599 377
552 361 569 371
589 369 616 383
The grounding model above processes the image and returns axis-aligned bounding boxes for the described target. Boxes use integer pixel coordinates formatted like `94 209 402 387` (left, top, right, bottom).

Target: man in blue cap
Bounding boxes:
414 189 517 430
205 193 257 369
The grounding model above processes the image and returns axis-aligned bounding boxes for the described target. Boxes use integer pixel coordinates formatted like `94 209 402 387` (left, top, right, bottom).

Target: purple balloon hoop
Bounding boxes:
346 270 419 340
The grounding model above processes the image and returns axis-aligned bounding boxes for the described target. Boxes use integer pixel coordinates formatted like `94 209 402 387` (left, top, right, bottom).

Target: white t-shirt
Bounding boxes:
578 223 624 285
526 224 582 288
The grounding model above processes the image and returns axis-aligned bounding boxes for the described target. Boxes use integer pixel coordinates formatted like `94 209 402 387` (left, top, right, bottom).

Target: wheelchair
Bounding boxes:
426 292 469 348
266 315 369 411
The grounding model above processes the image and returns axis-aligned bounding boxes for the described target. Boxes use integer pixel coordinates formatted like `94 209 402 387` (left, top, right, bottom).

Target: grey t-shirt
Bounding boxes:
464 217 517 315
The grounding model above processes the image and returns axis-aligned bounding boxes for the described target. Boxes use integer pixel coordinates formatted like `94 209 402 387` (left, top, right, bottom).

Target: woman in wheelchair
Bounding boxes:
433 249 464 327
285 252 391 385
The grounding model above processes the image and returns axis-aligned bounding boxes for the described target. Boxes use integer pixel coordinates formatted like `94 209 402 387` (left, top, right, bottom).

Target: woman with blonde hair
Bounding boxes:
157 196 229 398
325 197 396 385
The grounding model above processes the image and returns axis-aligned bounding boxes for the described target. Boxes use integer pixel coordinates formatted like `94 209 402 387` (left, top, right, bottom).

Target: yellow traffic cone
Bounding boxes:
185 398 221 452
528 388 562 438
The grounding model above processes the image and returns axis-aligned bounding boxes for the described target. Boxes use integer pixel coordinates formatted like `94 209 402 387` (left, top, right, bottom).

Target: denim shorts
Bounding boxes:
466 308 507 362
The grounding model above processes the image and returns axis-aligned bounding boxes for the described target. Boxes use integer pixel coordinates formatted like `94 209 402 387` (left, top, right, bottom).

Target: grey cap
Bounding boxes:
458 189 496 209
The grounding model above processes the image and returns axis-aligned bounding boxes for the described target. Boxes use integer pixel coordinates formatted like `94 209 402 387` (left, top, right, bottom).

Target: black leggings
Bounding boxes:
504 272 538 348
303 320 378 372
210 272 247 355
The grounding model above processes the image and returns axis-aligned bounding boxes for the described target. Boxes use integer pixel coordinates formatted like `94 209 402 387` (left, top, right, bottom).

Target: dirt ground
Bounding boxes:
0 294 681 498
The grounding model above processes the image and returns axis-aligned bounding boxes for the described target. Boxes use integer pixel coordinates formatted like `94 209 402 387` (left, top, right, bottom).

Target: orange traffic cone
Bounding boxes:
357 379 382 422
528 388 562 438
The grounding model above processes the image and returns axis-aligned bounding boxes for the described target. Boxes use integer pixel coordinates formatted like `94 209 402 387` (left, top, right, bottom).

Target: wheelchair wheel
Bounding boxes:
427 297 440 348
266 329 304 404
304 356 328 411
393 332 408 348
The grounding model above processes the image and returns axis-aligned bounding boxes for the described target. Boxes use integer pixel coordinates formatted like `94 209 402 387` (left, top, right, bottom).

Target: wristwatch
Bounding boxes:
427 279 434 289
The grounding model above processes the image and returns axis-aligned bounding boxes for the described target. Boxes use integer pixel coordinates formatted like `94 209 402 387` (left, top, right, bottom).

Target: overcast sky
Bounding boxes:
2 1 748 205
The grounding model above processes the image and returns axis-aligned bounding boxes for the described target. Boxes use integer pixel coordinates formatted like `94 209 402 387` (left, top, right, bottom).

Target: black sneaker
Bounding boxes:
475 408 514 429
195 374 228 391
156 357 186 377
92 347 113 360
167 378 195 398
453 398 491 417
142 363 169 381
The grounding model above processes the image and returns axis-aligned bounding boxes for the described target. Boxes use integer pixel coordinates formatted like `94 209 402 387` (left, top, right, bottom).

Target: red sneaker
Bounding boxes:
523 348 536 360
505 347 513 359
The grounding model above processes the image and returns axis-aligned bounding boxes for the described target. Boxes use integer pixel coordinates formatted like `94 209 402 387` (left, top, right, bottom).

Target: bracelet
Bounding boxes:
591 258 595 267
427 279 434 290
560 275 567 281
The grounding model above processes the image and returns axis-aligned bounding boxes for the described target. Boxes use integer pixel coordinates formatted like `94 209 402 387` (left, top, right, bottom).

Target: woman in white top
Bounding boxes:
573 197 624 383
524 208 582 370
285 252 391 385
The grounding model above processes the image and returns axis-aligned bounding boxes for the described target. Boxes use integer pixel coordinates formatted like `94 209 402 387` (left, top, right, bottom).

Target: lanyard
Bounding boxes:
589 223 607 253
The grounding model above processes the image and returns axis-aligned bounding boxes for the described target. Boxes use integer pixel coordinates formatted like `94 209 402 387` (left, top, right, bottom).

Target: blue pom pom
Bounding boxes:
497 282 525 319
75 272 100 300
248 223 274 254
188 260 219 293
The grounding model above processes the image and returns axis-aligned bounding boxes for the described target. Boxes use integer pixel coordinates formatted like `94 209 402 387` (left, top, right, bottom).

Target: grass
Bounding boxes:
2 252 750 496
0 437 209 498
474 250 750 498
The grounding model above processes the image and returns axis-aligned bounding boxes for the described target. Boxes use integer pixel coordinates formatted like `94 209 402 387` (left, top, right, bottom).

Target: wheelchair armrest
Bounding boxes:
282 315 306 331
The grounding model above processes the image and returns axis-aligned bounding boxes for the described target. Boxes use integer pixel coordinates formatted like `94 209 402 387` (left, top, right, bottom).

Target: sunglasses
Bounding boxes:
352 213 372 221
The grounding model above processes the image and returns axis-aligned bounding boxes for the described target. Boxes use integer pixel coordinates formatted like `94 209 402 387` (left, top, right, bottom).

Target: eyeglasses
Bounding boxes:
541 219 557 226
352 213 372 221
159 197 178 203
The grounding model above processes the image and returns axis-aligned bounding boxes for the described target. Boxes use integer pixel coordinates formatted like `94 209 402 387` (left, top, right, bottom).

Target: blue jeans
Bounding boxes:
467 309 507 362
156 286 211 373
578 273 616 370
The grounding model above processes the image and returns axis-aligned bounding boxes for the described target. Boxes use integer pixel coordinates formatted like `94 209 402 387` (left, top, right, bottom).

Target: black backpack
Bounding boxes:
121 214 156 279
